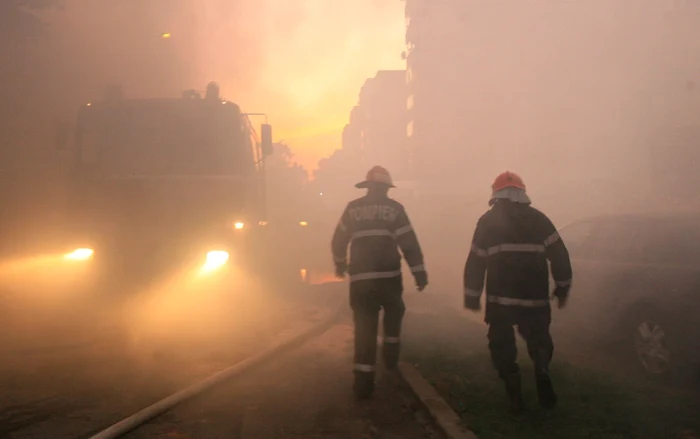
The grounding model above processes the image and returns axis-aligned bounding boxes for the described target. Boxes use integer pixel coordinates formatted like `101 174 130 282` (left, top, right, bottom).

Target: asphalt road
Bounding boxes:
1 294 337 439
123 321 442 439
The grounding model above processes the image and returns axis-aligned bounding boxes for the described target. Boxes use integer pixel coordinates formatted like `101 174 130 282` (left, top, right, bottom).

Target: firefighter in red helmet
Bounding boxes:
332 166 428 400
463 171 572 412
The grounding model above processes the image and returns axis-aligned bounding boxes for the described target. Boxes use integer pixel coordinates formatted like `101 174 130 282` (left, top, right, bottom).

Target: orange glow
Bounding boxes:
196 0 407 170
310 271 344 285
63 248 94 261
0 254 94 303
200 250 230 274
45 1 406 171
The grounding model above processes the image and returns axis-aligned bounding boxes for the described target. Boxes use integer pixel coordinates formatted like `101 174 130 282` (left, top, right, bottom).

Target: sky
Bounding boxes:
197 0 407 170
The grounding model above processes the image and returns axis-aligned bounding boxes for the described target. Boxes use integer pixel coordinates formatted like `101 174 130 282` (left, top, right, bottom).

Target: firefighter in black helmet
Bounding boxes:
332 166 428 400
463 171 572 413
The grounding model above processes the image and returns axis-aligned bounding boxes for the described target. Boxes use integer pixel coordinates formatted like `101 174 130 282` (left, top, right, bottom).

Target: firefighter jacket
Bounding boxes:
463 200 572 323
331 193 426 284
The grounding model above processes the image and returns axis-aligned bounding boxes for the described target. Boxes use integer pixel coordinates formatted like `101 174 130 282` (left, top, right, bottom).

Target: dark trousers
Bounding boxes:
349 277 405 376
487 314 554 379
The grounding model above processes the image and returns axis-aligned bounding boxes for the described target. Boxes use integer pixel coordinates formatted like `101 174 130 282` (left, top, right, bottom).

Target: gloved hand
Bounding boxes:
335 262 348 279
464 294 481 311
414 271 428 292
552 286 569 309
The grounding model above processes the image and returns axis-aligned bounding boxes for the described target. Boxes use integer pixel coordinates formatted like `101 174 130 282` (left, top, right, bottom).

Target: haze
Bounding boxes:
38 0 405 169
2 1 700 437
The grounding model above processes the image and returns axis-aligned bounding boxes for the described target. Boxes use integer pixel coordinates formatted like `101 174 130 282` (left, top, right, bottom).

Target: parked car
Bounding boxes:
557 212 700 379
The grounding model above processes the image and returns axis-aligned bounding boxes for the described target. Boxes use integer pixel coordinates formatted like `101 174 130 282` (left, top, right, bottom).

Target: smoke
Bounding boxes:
43 1 200 102
34 0 403 168
207 0 406 167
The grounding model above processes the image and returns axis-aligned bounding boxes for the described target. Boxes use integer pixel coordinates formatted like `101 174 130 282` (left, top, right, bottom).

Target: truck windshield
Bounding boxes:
77 101 252 176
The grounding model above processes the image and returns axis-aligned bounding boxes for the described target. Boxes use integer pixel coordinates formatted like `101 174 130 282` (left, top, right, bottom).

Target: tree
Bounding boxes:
264 143 310 220
310 147 364 208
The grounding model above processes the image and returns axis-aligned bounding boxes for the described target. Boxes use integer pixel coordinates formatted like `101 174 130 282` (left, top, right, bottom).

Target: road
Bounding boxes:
2 279 442 439
1 280 343 439
124 321 441 439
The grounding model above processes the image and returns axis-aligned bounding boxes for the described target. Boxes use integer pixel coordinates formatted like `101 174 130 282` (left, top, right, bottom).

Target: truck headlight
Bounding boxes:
202 250 229 272
64 248 94 261
233 221 245 230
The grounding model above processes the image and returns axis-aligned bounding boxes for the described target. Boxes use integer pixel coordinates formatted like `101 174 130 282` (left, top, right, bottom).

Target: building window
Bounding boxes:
407 94 414 110
407 120 414 138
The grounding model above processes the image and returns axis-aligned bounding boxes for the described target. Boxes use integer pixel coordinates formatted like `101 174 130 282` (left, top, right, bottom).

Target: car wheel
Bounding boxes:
633 319 672 375
622 303 697 384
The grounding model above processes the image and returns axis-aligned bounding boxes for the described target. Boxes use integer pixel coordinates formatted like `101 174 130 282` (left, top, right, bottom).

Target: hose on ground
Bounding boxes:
87 301 345 439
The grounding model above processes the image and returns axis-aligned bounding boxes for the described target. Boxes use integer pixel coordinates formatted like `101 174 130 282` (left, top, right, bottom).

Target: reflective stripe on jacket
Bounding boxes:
463 200 572 322
332 194 425 283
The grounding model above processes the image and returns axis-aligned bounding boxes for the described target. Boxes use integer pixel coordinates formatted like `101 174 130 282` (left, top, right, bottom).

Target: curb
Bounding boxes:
398 362 479 439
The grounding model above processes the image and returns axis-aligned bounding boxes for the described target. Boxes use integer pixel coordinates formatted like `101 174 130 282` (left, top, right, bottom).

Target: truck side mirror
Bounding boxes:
261 123 273 156
56 121 70 151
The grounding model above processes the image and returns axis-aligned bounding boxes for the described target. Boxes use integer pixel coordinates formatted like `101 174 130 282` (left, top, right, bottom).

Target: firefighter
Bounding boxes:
331 165 428 400
463 171 572 412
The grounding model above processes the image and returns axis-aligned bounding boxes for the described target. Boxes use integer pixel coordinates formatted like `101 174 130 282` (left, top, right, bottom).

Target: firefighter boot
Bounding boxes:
353 371 375 400
535 375 557 409
382 343 400 371
534 351 557 408
503 372 524 414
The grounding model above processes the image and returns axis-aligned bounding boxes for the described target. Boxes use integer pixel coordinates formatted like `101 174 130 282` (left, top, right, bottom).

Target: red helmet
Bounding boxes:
355 166 395 188
492 171 526 192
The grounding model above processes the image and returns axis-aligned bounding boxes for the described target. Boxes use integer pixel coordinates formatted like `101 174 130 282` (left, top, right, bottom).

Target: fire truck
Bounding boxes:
55 82 300 288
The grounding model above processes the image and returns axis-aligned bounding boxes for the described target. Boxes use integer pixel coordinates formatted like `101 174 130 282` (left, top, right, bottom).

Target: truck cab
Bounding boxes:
57 83 274 287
